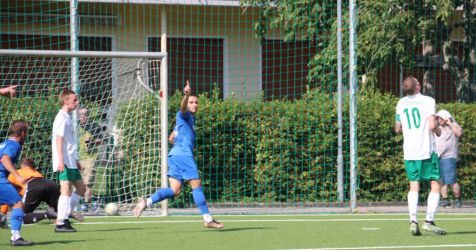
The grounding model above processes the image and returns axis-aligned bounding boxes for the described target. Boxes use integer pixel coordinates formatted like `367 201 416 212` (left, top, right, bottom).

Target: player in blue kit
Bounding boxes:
133 81 223 229
0 121 34 246
0 85 18 230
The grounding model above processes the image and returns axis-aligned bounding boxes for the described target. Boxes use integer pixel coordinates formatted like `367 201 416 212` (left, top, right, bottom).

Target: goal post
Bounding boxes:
0 49 169 215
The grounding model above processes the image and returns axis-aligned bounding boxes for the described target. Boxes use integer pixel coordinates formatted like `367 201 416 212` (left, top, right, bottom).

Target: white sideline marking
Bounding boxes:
77 217 476 225
134 212 476 218
287 244 476 250
361 227 380 230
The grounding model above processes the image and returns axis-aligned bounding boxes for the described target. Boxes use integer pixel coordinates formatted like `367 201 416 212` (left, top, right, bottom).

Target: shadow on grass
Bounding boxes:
82 227 153 233
450 231 476 235
33 239 100 246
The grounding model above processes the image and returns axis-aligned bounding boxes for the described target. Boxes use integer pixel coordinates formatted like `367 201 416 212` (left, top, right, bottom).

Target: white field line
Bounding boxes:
95 212 476 218
76 217 476 225
361 227 381 230
286 244 476 250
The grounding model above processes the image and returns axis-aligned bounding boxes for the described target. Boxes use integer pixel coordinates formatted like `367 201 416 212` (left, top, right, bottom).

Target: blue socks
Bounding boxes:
192 187 210 215
10 208 24 231
150 188 174 204
149 186 210 216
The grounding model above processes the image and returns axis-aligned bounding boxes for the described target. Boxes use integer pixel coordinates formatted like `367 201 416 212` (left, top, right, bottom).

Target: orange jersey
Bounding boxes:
8 167 44 196
0 204 8 214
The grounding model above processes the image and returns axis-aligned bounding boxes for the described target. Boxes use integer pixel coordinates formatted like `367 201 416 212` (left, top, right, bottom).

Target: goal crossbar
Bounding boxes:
0 49 167 59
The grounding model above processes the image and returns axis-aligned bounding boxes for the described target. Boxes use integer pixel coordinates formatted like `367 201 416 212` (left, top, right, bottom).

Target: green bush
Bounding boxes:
0 95 58 179
0 95 104 180
357 90 476 202
116 87 476 206
2 88 474 205
356 89 408 201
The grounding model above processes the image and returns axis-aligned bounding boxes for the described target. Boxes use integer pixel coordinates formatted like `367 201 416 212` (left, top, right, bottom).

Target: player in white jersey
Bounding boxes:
395 76 446 236
52 89 86 233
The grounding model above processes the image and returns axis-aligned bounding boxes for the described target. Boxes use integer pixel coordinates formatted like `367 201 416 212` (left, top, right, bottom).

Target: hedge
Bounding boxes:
357 90 476 202
118 88 475 206
1 88 474 206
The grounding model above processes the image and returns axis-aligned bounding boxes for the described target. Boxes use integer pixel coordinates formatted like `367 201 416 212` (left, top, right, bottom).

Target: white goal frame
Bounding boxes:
0 49 170 216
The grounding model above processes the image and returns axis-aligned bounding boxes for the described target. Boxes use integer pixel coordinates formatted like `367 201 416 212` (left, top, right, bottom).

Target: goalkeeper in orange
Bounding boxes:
1 158 82 225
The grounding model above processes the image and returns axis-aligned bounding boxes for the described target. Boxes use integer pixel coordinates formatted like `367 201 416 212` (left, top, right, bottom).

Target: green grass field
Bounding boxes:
2 213 476 249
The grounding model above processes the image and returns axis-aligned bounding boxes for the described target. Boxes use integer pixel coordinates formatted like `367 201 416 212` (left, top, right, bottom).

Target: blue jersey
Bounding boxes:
169 111 196 156
0 139 22 183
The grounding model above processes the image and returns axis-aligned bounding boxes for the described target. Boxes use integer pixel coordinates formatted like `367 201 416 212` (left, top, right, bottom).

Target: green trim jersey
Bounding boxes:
396 93 437 160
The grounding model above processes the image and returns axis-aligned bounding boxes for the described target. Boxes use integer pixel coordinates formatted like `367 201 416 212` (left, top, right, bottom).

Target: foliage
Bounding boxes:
116 88 476 205
241 0 476 102
357 89 476 201
0 95 58 179
357 89 408 201
1 88 475 204
114 95 161 202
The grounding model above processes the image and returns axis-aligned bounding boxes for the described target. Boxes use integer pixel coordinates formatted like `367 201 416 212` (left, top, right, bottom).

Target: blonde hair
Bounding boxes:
59 89 76 106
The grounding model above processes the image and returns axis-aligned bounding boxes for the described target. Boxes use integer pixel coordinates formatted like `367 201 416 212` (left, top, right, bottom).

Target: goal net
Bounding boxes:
0 51 166 213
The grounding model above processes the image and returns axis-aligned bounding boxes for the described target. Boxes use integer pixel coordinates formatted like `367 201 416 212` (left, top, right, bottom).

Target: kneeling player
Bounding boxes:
1 158 83 225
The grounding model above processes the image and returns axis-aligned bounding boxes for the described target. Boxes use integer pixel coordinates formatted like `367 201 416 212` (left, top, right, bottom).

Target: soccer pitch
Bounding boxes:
2 213 476 249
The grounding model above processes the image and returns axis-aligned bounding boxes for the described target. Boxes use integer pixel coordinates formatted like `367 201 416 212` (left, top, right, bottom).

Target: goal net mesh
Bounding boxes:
0 55 163 211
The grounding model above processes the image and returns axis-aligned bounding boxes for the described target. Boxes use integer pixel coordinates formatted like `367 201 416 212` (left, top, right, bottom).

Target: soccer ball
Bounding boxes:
104 203 119 216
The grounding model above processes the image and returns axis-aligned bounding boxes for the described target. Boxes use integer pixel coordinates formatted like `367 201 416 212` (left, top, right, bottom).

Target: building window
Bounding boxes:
0 34 112 105
148 37 224 98
262 39 317 100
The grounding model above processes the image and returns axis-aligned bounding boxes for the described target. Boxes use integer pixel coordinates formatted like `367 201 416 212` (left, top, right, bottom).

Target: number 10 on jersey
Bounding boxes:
404 107 421 129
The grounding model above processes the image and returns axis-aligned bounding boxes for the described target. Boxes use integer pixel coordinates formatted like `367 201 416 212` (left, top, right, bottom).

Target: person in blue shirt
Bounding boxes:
0 85 18 230
0 121 35 246
133 81 223 229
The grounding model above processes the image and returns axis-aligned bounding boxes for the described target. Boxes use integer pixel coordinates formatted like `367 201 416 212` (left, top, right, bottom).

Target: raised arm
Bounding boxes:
448 118 463 138
428 115 441 137
180 80 191 114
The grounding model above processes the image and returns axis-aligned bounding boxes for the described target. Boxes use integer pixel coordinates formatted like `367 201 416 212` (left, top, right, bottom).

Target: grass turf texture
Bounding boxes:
1 214 476 249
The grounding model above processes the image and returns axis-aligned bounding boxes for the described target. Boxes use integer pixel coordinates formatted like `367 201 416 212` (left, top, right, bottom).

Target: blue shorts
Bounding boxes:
439 158 457 185
0 181 22 205
167 155 200 182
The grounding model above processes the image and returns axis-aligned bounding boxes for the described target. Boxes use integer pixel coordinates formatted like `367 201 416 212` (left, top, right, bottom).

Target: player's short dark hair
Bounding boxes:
21 157 36 168
59 89 76 106
403 76 420 95
403 76 419 86
9 120 30 137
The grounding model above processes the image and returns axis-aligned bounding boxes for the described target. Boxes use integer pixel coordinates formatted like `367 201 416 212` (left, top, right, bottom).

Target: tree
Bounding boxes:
441 1 476 103
241 0 476 102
